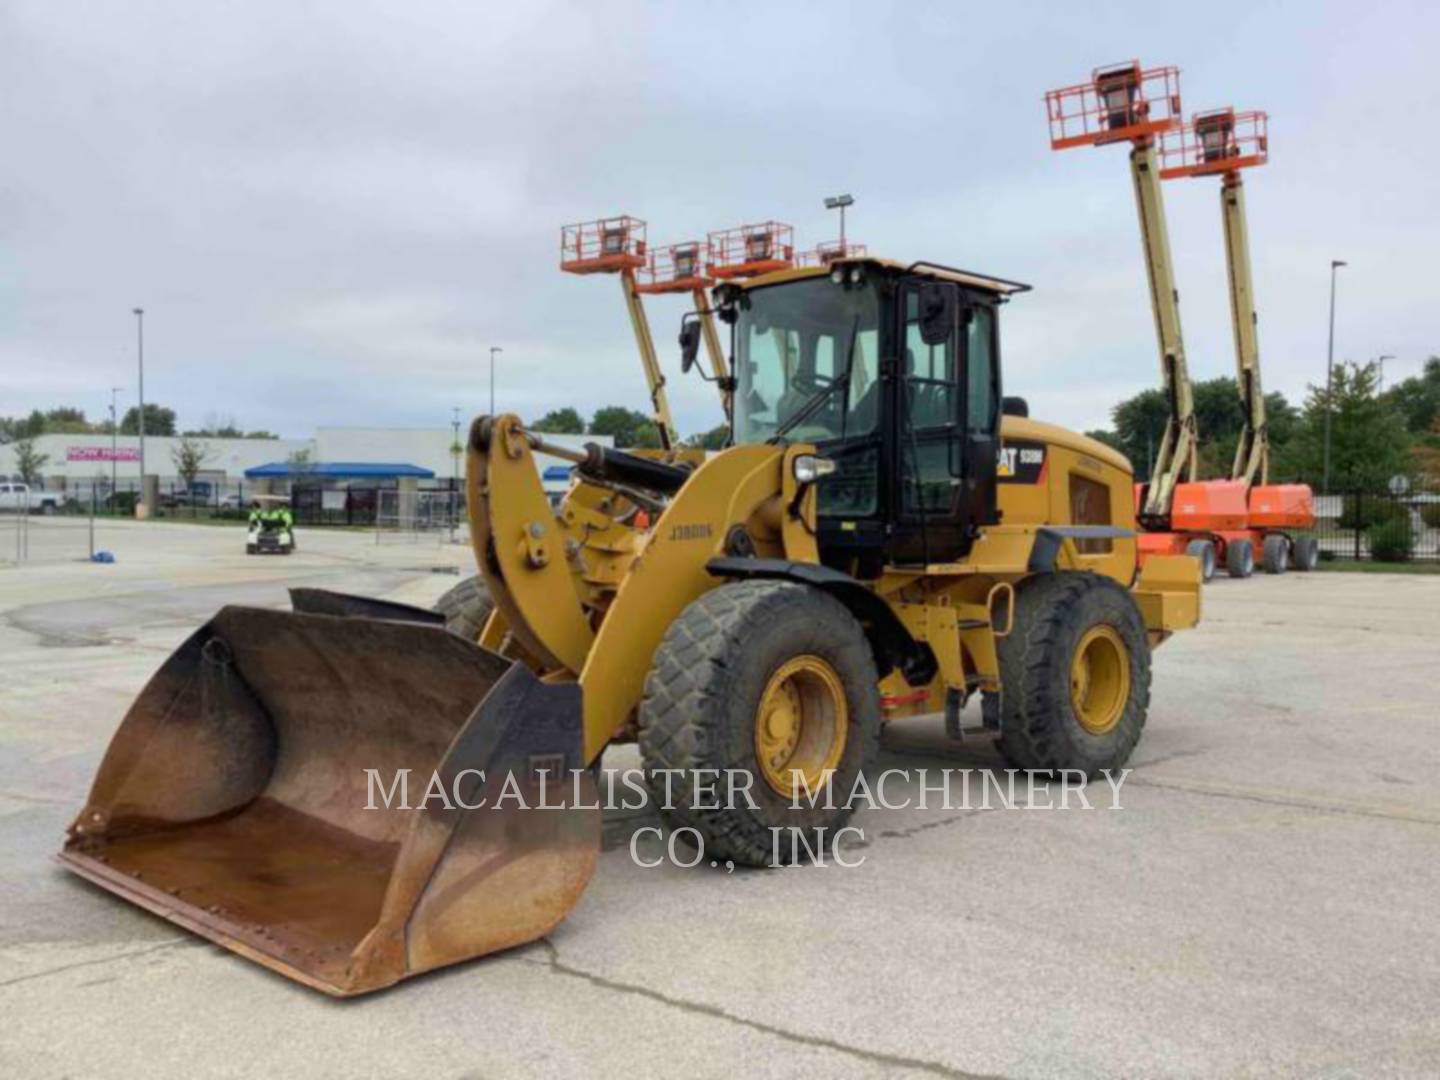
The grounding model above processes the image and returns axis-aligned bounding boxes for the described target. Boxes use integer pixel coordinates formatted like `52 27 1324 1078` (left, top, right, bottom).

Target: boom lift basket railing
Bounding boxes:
708 222 795 278
1046 61 1183 149
798 241 868 267
560 216 648 274
636 240 712 295
1159 109 1268 179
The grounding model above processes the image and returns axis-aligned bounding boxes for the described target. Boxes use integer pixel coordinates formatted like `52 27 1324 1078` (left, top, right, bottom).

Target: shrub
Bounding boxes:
1420 503 1440 529
1369 516 1415 562
1338 495 1406 531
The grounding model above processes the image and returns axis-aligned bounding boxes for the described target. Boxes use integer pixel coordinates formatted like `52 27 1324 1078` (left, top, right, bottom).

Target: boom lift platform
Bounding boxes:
636 239 732 419
1047 61 1252 580
561 216 679 449
1160 107 1318 572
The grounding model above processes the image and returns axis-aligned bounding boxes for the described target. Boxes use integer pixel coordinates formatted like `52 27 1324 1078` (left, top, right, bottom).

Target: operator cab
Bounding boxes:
715 258 1031 576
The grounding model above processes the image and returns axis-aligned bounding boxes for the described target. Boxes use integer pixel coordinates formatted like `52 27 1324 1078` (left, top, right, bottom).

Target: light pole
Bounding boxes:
450 406 462 541
823 194 854 254
489 346 503 416
1322 261 1345 494
110 386 124 499
1376 354 1395 392
133 307 146 501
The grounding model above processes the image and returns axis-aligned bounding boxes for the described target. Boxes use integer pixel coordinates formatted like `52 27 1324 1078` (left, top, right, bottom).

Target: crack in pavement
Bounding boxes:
525 938 1004 1079
0 938 193 990
1127 776 1440 827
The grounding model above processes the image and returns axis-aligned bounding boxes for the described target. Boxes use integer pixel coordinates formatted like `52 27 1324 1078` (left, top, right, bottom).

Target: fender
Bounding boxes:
706 557 936 686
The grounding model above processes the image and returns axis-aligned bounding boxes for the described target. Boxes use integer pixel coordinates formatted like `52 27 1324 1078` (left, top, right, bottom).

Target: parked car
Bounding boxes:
0 482 60 514
160 481 218 509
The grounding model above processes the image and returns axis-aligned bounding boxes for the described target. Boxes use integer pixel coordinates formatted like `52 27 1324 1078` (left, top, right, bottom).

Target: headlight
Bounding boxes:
830 267 845 285
793 454 838 484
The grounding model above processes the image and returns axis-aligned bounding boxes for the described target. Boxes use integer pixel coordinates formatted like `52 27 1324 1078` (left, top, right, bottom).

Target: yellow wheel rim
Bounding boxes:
1070 626 1130 735
754 655 848 797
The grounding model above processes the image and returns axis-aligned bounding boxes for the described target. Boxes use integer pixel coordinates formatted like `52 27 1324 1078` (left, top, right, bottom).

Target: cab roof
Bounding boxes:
731 257 1032 297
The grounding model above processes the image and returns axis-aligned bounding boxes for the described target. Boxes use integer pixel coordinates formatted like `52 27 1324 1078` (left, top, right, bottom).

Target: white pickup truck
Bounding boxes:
0 482 61 514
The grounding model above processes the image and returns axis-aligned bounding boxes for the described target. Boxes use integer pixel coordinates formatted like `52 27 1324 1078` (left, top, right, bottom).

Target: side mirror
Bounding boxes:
679 316 702 374
918 282 956 346
1002 396 1029 418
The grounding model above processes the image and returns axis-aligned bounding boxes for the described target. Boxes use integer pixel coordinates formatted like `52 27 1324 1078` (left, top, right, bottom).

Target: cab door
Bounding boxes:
888 282 1000 565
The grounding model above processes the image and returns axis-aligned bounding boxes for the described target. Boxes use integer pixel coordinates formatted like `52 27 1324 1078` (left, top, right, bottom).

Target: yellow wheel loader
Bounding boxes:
61 256 1201 995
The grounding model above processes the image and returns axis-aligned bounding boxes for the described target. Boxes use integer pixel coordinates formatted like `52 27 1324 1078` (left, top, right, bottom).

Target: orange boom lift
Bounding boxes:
1159 107 1319 572
1046 61 1253 580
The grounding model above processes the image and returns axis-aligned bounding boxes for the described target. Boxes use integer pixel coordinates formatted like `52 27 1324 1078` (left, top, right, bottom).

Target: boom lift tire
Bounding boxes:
1291 536 1320 571
995 573 1151 779
638 580 882 867
1262 534 1289 575
1226 538 1255 579
1185 539 1217 583
433 574 495 642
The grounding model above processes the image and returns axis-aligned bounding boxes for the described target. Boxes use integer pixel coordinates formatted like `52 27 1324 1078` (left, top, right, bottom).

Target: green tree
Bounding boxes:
688 424 730 451
286 447 315 473
170 436 212 487
43 406 96 433
13 436 50 485
1383 357 1440 435
1110 388 1168 481
1084 429 1127 456
1289 361 1412 490
589 406 659 449
120 403 177 436
530 407 586 434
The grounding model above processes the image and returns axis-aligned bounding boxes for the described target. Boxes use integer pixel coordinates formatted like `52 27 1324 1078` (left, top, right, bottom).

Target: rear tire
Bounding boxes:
638 580 881 867
1262 534 1289 575
1185 539 1217 582
995 573 1151 778
246 544 257 555
1291 536 1320 571
432 574 495 641
1227 538 1255 578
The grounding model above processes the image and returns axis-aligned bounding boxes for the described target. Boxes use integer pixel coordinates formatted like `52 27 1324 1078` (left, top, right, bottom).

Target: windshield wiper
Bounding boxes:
770 314 860 443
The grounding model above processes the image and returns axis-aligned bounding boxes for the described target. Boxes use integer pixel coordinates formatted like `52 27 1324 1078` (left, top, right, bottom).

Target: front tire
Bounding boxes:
996 573 1151 778
432 574 495 641
638 580 881 867
1262 534 1289 575
1227 538 1255 579
1291 536 1320 571
1185 538 1217 582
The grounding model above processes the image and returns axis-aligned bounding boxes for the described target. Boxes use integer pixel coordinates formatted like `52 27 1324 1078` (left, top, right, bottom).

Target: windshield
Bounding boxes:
732 277 880 444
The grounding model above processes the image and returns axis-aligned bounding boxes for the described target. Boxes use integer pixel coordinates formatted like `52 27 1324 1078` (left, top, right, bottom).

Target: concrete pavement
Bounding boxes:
2 521 1438 1078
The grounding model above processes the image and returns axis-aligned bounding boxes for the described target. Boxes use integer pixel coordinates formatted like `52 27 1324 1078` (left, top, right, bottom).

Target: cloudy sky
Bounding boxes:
4 0 1437 439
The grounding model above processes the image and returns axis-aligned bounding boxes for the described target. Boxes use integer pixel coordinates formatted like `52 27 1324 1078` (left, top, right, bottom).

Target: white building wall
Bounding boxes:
0 434 313 487
0 428 609 488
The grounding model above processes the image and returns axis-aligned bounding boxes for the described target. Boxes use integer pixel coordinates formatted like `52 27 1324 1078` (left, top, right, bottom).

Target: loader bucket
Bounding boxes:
59 594 599 996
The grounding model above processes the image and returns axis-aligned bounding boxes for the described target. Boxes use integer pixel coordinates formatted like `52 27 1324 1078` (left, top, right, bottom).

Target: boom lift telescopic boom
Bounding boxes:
1046 62 1197 526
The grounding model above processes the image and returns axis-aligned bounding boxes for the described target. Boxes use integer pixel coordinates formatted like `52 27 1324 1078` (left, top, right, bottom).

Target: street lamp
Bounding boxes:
823 194 854 255
489 346 503 416
1322 261 1345 494
450 406 462 541
1376 354 1395 393
132 307 146 505
110 386 124 500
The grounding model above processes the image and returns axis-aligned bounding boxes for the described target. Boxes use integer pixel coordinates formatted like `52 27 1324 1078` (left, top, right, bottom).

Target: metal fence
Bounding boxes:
1309 485 1440 563
375 488 465 545
37 479 469 528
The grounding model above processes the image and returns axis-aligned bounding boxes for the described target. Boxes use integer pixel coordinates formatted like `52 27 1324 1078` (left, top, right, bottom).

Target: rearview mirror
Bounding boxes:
679 316 702 374
918 282 956 346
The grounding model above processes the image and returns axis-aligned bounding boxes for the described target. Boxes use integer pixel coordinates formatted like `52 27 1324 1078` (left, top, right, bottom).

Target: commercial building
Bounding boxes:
0 427 605 499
